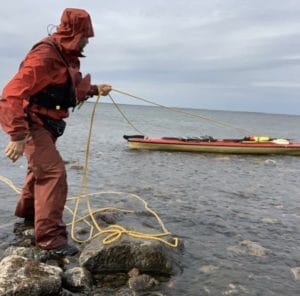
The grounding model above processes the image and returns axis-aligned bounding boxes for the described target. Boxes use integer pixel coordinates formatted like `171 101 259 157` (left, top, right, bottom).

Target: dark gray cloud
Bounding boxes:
1 0 300 114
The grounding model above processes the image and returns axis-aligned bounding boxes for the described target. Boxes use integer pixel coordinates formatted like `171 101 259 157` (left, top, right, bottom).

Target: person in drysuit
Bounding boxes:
0 8 111 255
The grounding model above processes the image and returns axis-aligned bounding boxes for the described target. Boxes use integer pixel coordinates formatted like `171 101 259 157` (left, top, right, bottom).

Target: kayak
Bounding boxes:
123 135 300 156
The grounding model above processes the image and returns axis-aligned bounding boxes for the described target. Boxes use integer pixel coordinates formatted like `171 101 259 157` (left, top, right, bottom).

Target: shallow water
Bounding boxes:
1 103 300 295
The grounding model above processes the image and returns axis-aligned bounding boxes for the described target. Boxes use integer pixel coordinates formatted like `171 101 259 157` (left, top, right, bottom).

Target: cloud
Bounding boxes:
1 0 300 114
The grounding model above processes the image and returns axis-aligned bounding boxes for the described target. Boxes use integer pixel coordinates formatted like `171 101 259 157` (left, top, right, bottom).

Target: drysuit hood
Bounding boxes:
51 8 94 56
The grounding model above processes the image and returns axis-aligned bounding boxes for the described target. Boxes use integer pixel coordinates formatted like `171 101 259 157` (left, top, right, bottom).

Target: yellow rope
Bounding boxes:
112 88 253 135
69 91 178 247
108 94 145 135
0 176 21 194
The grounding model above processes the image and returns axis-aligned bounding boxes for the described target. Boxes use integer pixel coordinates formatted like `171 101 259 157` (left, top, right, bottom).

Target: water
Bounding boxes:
1 103 300 295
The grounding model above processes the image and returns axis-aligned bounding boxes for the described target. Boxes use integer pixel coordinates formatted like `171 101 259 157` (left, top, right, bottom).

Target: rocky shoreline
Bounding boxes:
0 213 183 295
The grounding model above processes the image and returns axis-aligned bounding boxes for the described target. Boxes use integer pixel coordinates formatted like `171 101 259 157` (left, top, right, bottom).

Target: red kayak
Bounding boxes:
124 135 300 155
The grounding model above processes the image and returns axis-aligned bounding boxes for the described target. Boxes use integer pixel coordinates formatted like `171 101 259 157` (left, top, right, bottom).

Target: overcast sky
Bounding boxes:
0 0 300 115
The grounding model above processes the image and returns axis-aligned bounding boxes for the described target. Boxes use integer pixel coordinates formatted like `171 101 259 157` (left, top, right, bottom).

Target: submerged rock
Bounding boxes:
291 267 300 281
199 264 219 274
0 255 62 296
223 283 249 295
261 218 279 224
239 240 270 257
228 240 270 257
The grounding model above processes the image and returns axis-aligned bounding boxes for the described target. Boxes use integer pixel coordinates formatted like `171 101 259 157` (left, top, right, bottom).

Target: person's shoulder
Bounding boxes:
22 39 64 68
30 39 57 57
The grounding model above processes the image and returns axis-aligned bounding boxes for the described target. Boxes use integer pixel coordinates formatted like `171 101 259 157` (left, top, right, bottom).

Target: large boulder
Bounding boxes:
79 235 182 276
0 255 63 296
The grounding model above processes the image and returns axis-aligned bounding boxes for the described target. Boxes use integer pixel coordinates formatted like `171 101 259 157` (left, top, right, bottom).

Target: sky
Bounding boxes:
0 0 300 115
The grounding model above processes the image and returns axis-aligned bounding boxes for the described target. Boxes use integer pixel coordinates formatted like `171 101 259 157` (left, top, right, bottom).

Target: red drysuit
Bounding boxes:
0 8 96 249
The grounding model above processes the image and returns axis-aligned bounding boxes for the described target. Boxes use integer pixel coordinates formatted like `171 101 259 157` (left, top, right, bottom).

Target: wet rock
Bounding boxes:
0 243 10 254
261 218 279 224
239 240 270 256
23 228 35 237
228 240 270 257
4 246 51 261
13 221 34 235
75 227 90 236
291 267 300 280
93 287 131 295
94 211 120 225
127 267 159 291
93 273 128 288
264 159 276 166
63 267 93 293
70 163 84 170
273 203 284 209
66 160 83 171
79 236 182 276
59 288 79 295
199 264 219 274
0 255 62 296
223 283 249 295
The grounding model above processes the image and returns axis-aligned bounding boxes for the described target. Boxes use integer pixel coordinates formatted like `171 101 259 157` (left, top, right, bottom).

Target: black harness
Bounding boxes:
26 39 77 110
23 39 77 137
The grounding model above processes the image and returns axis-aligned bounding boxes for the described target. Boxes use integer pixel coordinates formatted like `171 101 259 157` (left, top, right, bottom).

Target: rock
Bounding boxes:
228 240 270 257
75 227 90 236
79 236 182 275
59 288 79 295
0 255 62 296
70 164 84 170
199 264 219 274
23 228 35 237
127 268 158 291
63 267 93 293
93 273 128 288
4 246 51 262
223 283 249 295
92 287 131 295
261 218 279 224
264 159 276 166
291 267 300 281
94 211 120 225
239 240 270 256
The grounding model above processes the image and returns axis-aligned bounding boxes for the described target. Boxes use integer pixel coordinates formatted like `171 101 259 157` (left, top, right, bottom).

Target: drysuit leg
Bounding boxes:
20 124 68 249
15 169 35 218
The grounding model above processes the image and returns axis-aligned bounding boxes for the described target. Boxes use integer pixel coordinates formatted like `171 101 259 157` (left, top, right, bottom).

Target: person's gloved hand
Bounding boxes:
5 138 27 162
97 84 112 96
86 84 112 97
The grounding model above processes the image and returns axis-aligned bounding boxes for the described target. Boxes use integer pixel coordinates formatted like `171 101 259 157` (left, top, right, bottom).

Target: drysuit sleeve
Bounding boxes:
0 44 68 140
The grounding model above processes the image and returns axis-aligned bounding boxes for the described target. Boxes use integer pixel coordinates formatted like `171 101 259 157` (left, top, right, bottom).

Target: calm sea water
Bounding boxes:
1 102 300 295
